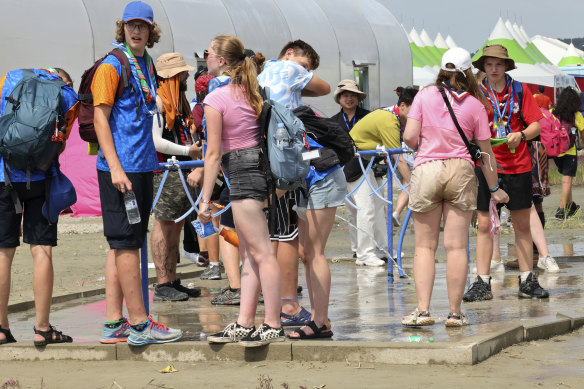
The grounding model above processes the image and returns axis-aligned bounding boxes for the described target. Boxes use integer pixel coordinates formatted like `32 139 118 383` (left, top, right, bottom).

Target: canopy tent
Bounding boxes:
434 33 449 55
419 29 444 65
558 43 584 67
405 27 438 87
410 28 440 67
472 18 574 89
532 35 584 66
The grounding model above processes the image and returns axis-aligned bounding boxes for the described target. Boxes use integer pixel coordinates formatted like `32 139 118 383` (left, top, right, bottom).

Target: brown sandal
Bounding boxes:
0 325 16 345
33 325 73 346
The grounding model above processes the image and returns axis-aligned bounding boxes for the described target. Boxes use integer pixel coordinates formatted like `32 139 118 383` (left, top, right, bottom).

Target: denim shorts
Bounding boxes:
221 146 268 202
300 168 347 210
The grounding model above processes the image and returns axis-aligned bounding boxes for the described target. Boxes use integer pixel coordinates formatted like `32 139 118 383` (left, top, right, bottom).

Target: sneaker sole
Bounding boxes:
207 336 241 343
153 295 189 302
99 337 128 344
462 294 493 302
239 337 286 348
128 334 183 346
211 300 241 305
518 292 550 299
444 320 465 327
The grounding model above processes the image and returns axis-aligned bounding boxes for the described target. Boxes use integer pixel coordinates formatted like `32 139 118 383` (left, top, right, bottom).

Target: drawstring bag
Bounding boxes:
42 171 77 224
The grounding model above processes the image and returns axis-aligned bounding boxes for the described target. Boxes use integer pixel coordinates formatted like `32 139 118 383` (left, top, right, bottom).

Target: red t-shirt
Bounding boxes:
483 81 543 174
534 93 553 110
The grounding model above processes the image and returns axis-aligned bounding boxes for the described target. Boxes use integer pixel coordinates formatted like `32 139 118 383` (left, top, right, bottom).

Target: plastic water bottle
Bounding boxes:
274 123 289 150
200 332 206 341
123 191 141 225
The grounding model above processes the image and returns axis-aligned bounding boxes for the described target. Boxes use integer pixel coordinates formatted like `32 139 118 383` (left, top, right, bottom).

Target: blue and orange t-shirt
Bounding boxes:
0 68 79 182
91 49 159 173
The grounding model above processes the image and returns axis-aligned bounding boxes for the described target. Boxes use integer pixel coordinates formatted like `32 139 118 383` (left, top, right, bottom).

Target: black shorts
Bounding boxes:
476 167 532 212
219 186 235 228
221 146 267 202
0 181 57 247
553 154 577 177
98 170 153 250
270 188 301 242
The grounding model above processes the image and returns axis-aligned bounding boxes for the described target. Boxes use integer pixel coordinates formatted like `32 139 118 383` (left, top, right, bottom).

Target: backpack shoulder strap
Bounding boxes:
110 48 133 99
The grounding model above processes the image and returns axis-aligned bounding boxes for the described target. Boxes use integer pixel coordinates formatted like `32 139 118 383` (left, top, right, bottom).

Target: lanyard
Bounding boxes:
342 111 356 131
485 77 514 137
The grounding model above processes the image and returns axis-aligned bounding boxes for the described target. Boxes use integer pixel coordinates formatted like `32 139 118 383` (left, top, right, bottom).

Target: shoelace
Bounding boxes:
148 316 168 332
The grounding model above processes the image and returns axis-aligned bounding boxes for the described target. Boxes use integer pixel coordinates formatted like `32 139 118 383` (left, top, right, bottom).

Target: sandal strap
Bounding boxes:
0 325 16 343
34 325 72 343
448 312 462 319
307 320 328 334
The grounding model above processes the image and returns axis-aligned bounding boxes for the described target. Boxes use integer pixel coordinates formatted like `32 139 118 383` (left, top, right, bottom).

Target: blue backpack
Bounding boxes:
259 88 310 190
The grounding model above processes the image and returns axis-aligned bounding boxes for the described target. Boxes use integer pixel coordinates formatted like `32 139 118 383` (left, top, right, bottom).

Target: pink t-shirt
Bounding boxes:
407 85 491 168
203 85 260 152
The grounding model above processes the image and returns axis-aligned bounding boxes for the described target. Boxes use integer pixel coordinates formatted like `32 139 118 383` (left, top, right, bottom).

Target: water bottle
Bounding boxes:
124 191 141 224
199 332 206 341
274 123 289 150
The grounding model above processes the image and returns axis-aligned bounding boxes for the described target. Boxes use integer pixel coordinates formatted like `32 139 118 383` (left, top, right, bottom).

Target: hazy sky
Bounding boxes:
377 0 584 51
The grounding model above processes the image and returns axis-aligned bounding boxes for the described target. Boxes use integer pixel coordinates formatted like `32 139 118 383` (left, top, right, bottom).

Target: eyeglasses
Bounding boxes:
125 22 149 32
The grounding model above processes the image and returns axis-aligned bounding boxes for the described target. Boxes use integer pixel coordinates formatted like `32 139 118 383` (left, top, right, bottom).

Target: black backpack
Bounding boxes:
292 106 356 171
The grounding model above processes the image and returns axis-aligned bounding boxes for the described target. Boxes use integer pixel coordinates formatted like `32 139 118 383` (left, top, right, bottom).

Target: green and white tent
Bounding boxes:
420 29 444 66
434 33 449 55
445 35 458 49
410 28 440 67
558 43 584 67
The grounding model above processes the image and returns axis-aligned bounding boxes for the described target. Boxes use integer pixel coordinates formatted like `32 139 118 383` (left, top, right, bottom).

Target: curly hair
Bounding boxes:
211 35 263 118
553 87 581 123
115 20 161 49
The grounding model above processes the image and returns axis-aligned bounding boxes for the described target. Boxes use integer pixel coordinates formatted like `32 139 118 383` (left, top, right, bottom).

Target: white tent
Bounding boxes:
445 35 458 49
532 35 584 66
434 33 449 54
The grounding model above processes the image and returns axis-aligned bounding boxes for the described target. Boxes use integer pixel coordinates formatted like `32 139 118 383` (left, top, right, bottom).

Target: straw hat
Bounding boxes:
157 52 195 79
472 44 516 72
333 79 367 104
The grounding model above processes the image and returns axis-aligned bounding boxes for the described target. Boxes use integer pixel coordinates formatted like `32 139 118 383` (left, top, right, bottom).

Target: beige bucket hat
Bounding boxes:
333 79 367 104
156 52 195 79
472 44 517 72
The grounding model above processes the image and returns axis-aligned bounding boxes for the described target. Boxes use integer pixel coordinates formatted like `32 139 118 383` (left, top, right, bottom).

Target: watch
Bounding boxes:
520 132 526 142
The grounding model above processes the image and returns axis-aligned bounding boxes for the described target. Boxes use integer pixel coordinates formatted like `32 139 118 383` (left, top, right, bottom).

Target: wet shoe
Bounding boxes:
401 308 435 327
100 318 130 344
554 208 566 220
280 306 311 327
537 255 560 273
127 316 182 346
355 256 385 267
518 272 550 299
211 287 241 305
463 277 493 302
239 323 285 347
153 282 189 302
172 278 201 298
200 263 222 280
566 202 580 219
392 212 401 227
207 322 255 343
445 312 467 327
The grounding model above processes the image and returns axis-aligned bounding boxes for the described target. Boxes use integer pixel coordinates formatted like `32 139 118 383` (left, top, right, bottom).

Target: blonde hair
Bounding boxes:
435 67 488 109
211 35 263 118
115 20 161 49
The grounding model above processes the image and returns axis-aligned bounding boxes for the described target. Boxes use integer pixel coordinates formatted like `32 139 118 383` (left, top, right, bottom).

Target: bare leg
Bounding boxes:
105 249 124 322
220 226 241 289
115 249 148 325
491 229 501 262
394 191 410 217
530 205 549 256
411 206 442 312
559 175 573 209
232 199 281 328
475 211 492 275
510 208 533 272
31 245 54 342
0 247 16 340
442 204 472 314
151 219 184 284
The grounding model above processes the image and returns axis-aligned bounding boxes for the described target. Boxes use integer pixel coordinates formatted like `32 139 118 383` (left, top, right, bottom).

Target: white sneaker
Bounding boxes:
537 255 560 273
356 256 385 267
392 212 401 227
490 260 505 272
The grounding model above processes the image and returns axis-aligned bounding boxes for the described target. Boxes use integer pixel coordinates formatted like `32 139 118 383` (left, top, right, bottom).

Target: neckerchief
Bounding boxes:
202 73 232 157
481 75 515 138
111 42 156 110
441 80 470 103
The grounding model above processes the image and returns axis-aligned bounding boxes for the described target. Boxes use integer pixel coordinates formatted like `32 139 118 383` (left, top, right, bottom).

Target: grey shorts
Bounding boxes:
221 146 268 202
153 170 195 220
300 168 347 210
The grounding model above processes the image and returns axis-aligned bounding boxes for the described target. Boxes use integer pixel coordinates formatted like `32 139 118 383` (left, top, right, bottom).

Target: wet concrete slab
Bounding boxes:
5 260 584 364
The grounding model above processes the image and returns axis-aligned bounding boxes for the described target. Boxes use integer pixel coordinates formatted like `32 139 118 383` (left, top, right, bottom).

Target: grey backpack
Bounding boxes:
0 69 66 174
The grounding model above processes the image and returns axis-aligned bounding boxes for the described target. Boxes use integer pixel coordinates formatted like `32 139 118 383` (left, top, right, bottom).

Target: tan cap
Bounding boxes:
156 52 195 79
333 79 367 104
472 44 516 72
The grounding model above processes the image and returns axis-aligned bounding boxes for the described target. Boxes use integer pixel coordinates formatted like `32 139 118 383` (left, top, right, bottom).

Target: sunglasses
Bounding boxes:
203 50 216 60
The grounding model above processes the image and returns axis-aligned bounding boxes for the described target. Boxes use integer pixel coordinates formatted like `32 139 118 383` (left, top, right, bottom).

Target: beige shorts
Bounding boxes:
408 158 477 213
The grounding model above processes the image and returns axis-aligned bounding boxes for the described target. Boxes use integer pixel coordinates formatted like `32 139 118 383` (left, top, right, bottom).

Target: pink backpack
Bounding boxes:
539 108 570 157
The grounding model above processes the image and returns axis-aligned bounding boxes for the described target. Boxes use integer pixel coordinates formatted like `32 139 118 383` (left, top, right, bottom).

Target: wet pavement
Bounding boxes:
7 259 584 345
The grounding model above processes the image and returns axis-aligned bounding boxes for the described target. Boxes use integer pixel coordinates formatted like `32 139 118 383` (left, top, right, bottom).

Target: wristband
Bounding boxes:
489 185 499 193
520 132 526 142
202 199 211 204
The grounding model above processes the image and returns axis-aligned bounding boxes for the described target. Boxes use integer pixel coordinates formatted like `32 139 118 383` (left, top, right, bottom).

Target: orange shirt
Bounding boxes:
533 93 553 110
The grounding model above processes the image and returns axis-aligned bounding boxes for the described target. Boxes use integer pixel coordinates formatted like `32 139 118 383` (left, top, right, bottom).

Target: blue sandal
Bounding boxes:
280 306 311 327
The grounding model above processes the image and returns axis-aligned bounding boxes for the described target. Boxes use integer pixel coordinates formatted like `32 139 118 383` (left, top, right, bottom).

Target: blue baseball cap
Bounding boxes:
123 1 153 25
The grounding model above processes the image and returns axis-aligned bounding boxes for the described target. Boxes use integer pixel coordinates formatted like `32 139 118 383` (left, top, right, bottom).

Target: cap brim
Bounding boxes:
123 17 153 24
